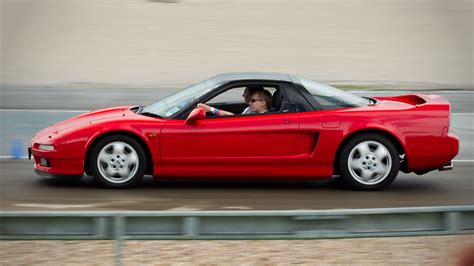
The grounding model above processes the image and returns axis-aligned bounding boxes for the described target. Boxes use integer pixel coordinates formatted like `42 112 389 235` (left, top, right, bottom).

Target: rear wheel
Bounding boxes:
339 133 400 190
90 135 146 188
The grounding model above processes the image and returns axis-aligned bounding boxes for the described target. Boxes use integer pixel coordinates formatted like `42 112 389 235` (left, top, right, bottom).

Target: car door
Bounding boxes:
160 111 300 177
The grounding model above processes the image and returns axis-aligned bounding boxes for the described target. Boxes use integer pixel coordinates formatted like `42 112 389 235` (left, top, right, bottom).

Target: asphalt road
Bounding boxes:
1 160 472 211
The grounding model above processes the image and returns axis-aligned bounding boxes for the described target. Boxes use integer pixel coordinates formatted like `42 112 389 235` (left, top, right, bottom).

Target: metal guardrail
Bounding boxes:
1 206 473 240
2 206 473 265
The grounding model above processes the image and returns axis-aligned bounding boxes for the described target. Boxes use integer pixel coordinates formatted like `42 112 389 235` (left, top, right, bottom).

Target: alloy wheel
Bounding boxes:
97 141 139 184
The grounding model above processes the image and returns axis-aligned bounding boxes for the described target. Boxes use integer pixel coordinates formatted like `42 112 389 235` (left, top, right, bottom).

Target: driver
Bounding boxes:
197 88 271 116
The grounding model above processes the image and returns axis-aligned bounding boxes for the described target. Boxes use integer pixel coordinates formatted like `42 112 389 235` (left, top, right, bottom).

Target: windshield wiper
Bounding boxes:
136 105 146 114
362 96 377 105
140 111 162 118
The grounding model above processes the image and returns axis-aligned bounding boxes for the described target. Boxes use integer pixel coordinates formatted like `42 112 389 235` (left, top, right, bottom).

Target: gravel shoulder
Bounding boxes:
1 235 473 265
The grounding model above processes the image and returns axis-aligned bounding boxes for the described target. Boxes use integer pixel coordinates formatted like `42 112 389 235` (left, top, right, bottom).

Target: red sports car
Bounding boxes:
29 73 459 190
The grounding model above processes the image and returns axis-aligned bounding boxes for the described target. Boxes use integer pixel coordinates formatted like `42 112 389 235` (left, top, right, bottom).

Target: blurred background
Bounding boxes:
1 0 472 88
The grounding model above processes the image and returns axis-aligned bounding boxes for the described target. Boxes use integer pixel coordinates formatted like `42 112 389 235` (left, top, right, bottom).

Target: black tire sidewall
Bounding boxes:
90 135 146 188
339 133 400 190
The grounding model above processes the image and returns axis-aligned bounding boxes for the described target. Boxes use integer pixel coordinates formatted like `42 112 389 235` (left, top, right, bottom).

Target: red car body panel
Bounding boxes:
30 93 459 180
161 112 300 177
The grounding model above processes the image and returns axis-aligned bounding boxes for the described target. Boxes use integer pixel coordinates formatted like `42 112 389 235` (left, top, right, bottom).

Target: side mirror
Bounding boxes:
185 107 206 125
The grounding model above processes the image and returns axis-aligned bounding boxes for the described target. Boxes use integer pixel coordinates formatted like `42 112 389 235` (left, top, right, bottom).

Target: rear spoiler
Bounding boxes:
374 94 449 107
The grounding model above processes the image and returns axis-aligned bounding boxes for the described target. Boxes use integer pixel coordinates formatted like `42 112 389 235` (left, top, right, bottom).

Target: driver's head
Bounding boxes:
249 89 272 113
243 86 263 103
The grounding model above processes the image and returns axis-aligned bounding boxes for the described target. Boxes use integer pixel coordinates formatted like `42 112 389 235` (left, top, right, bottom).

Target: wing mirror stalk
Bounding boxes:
185 107 206 125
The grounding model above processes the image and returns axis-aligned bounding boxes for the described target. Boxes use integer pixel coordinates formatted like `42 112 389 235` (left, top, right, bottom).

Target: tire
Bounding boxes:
90 135 146 188
339 133 400 190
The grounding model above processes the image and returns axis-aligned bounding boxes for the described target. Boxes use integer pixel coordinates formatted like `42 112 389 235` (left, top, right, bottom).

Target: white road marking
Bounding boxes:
14 203 102 209
0 109 88 113
166 207 202 211
14 200 139 209
222 206 253 210
0 156 30 159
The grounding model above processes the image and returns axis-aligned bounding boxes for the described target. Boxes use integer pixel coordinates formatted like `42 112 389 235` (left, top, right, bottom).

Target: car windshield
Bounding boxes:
141 78 221 118
295 76 370 109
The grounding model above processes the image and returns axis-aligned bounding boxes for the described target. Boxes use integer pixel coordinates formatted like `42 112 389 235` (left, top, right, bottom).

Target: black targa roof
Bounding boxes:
212 72 292 83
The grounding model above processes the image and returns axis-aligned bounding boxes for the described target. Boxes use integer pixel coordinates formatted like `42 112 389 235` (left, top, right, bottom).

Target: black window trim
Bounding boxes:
289 75 324 111
284 80 318 112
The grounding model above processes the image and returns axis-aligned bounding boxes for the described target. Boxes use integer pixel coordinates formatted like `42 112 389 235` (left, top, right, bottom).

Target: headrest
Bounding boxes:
272 89 283 111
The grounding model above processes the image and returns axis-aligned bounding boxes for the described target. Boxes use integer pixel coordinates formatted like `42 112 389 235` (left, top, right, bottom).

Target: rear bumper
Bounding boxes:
408 129 459 173
441 129 459 158
438 161 453 171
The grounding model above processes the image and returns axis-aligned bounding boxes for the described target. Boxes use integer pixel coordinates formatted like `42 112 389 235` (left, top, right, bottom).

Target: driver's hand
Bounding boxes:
197 103 211 112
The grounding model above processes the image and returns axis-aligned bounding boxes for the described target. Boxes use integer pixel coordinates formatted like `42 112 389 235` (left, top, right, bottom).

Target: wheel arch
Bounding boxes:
84 131 153 176
333 128 407 175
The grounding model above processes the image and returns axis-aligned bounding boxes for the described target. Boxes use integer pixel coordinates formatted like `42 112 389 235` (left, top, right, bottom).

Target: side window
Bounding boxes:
205 85 280 115
298 77 367 109
207 87 246 105
262 86 277 95
284 84 314 112
193 83 303 118
207 86 277 104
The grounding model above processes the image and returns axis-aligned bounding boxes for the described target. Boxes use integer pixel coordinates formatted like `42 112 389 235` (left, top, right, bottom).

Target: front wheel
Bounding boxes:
339 134 400 190
90 135 146 188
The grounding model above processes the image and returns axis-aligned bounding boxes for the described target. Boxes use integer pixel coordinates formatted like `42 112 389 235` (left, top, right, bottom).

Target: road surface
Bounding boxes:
1 160 472 211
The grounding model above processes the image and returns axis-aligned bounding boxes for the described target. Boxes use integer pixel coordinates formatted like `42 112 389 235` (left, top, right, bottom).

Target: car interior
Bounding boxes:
204 85 292 116
176 83 300 120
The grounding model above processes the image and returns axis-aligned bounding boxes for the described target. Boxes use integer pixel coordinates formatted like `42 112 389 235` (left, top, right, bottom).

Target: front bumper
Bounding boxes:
32 158 84 176
29 146 84 176
35 169 83 179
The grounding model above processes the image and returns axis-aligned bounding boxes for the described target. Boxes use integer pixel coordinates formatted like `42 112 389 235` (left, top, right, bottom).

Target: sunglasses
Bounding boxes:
250 98 262 103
